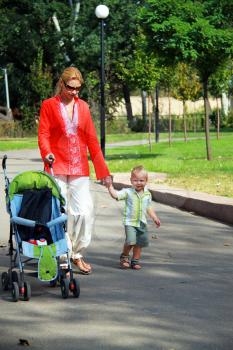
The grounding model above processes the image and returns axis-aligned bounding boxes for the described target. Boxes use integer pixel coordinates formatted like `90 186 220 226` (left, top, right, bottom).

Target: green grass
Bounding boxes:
1 133 233 197
104 135 233 197
106 130 233 143
0 138 37 151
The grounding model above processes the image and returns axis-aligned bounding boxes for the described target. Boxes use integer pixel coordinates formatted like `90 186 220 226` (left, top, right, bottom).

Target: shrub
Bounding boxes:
209 109 228 128
130 117 148 132
226 110 233 128
106 117 130 134
129 113 206 132
0 121 35 137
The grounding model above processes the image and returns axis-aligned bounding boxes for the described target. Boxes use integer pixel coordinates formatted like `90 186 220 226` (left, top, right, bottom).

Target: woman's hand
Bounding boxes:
44 153 55 164
102 175 113 188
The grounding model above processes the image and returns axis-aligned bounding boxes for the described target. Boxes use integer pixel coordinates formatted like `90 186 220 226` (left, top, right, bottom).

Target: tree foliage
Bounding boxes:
1 0 233 138
139 0 233 160
117 31 160 93
0 0 71 110
172 63 202 103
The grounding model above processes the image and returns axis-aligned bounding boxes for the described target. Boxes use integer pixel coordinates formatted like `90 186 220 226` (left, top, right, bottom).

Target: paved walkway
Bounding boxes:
0 150 233 350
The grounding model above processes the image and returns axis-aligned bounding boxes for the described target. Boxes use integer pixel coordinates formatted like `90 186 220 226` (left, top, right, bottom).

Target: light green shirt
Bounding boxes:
116 186 152 227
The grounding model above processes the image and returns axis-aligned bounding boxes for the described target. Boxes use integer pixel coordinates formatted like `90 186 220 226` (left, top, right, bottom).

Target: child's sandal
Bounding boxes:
131 259 141 270
120 254 130 269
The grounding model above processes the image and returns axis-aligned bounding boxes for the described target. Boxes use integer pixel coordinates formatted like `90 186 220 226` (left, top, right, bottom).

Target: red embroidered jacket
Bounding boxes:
38 95 110 179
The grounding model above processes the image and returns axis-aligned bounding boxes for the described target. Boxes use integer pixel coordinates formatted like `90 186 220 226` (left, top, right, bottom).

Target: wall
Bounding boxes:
115 96 221 116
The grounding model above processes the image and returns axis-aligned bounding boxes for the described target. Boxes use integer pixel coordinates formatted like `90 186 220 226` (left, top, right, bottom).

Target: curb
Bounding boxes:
113 181 233 226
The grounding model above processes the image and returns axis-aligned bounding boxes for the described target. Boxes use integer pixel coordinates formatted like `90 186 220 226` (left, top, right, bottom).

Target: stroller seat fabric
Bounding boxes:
17 188 52 243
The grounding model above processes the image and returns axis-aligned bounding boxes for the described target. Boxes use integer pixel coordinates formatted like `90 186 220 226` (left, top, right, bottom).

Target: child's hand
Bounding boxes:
153 218 161 228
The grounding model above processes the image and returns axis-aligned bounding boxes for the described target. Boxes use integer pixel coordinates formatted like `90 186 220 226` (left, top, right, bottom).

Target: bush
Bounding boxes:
225 110 233 128
129 113 206 132
106 117 130 134
0 120 38 137
130 117 148 132
209 109 228 128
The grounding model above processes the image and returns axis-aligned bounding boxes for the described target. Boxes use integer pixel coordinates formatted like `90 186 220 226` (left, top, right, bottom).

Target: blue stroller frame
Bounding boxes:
1 155 80 301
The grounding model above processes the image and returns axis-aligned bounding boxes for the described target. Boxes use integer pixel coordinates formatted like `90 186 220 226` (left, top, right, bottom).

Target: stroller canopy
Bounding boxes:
9 171 65 205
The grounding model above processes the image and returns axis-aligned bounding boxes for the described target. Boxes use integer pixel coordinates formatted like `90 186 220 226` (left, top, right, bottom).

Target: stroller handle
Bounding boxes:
43 154 54 176
48 155 54 176
2 154 7 170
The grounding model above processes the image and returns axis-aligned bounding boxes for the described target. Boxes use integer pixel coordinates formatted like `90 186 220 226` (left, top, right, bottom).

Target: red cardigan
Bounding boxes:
38 95 110 179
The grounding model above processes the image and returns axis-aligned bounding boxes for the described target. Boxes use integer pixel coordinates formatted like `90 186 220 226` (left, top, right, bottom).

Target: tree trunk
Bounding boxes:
183 101 187 142
168 91 172 146
122 84 133 127
148 94 152 152
154 84 159 143
193 102 196 133
203 79 212 160
216 98 220 140
141 90 147 123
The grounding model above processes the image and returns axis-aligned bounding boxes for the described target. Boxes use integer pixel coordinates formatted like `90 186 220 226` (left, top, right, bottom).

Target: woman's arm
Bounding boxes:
38 100 52 161
82 102 110 179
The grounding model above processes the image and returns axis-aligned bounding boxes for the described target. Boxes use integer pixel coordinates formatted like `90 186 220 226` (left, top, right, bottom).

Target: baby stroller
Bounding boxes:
1 155 80 301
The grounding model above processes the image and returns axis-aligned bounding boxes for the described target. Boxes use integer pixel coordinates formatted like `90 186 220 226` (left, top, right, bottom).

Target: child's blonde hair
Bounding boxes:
131 165 148 180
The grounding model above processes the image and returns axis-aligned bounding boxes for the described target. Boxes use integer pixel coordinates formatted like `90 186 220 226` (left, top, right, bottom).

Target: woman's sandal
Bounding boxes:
131 259 142 270
72 258 91 275
81 258 92 271
120 254 130 269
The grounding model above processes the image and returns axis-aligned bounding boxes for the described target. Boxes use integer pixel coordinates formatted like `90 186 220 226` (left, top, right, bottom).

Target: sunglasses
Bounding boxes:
63 82 81 92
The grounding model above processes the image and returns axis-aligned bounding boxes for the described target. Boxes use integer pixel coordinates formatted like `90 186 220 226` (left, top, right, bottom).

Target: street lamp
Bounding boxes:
1 68 10 110
95 4 109 158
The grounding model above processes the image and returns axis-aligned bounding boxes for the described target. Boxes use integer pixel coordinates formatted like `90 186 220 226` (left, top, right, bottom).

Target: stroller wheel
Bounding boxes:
70 278 80 298
12 271 19 283
12 282 19 302
22 281 31 301
49 278 57 288
60 278 69 299
1 272 9 291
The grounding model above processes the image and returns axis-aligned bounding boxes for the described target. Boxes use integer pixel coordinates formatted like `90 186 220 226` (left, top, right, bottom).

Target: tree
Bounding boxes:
29 49 53 108
117 30 160 142
0 0 71 111
70 0 142 123
208 61 232 139
159 65 177 146
139 0 233 160
172 63 202 142
0 0 152 131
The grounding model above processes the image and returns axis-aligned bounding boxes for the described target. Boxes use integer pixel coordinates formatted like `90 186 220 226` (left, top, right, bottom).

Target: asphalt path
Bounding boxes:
0 150 233 350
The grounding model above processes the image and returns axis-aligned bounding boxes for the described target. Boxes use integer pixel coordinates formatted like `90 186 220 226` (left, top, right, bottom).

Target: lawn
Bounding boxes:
106 130 232 143
1 132 233 197
104 133 233 198
0 138 38 151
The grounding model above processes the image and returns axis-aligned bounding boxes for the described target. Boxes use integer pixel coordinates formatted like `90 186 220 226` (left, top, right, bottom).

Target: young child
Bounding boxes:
108 165 161 270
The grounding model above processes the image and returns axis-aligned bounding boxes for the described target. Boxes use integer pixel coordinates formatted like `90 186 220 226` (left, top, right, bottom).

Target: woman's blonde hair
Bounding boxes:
54 66 84 95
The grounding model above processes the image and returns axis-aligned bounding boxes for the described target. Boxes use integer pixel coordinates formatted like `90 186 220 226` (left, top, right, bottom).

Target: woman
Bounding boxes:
38 66 112 274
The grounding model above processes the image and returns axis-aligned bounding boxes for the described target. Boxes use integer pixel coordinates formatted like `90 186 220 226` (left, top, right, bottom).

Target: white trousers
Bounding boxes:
55 175 94 260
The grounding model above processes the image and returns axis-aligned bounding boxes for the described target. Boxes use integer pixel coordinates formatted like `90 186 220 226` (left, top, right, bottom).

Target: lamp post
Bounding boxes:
95 4 109 158
155 83 159 143
1 68 10 109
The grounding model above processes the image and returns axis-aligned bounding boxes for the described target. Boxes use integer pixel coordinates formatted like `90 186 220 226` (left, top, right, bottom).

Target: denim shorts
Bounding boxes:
124 222 149 247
